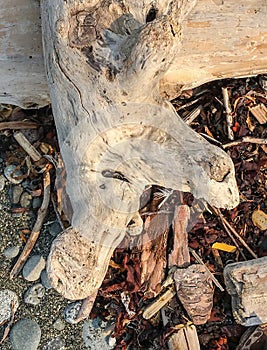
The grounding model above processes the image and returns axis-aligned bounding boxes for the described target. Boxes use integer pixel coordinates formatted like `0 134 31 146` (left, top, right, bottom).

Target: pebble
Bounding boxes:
4 164 23 184
10 318 41 350
12 185 23 204
24 283 45 305
0 174 5 191
22 255 46 281
41 269 52 290
63 301 82 324
82 318 114 349
48 221 62 237
3 245 20 259
53 318 66 331
43 337 66 350
20 192 32 208
32 197 42 209
0 289 19 324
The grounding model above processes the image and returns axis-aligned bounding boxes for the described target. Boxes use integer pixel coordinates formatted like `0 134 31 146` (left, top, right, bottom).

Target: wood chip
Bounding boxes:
252 209 267 231
249 103 267 124
142 287 176 320
212 242 237 253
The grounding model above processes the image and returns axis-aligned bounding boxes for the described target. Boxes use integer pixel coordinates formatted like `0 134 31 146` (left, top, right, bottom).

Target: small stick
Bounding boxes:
143 287 176 320
0 121 38 131
189 248 224 292
212 207 257 259
14 131 42 162
51 195 65 231
222 87 234 140
184 105 202 125
75 291 98 323
223 137 267 149
10 170 51 278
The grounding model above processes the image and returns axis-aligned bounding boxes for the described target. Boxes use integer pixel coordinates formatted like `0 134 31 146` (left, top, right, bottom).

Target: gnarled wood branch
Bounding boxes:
41 0 241 300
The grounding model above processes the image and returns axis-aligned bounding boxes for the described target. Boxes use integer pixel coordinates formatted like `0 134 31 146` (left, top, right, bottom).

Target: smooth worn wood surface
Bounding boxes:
40 0 242 299
1 0 267 107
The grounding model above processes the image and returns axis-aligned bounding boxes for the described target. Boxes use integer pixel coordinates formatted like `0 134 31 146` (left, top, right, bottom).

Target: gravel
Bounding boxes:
4 165 23 185
24 283 45 305
3 246 20 259
0 289 19 324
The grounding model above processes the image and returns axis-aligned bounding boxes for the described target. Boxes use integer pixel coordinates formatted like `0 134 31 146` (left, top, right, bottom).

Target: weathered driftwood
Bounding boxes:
236 323 267 350
1 0 267 107
42 0 242 300
224 257 267 326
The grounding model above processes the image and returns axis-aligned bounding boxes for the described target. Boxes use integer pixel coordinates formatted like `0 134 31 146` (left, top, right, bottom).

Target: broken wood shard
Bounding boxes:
224 257 267 326
39 0 240 299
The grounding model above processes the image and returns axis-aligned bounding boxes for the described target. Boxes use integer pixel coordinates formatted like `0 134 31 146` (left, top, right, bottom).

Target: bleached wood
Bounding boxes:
1 0 267 107
41 0 242 300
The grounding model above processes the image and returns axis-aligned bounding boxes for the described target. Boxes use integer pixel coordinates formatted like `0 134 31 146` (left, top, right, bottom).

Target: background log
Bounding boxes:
0 0 267 107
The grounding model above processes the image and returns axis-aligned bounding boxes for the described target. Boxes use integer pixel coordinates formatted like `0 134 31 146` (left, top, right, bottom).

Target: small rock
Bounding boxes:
43 337 66 350
32 197 42 209
63 301 82 324
0 175 5 191
24 284 45 305
0 290 19 324
4 164 23 184
20 192 32 208
22 255 46 281
48 221 62 237
41 269 52 290
12 185 23 204
53 318 65 331
3 245 20 259
82 318 114 349
10 318 41 350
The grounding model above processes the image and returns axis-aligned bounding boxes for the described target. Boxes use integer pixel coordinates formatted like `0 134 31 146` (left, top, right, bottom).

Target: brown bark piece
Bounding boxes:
169 205 190 268
140 212 170 298
224 257 267 326
174 264 214 325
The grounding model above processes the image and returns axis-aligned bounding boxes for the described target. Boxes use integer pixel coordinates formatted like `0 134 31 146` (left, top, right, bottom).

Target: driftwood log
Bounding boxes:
41 0 242 300
1 0 267 301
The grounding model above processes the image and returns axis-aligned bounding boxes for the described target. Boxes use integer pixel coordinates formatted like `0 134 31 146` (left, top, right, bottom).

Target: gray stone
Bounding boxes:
20 192 32 208
24 283 45 305
53 318 66 331
3 245 20 259
41 269 52 290
12 185 23 204
48 221 62 237
43 337 66 350
4 164 23 184
0 289 19 324
0 175 5 191
63 301 82 324
82 318 114 349
22 255 46 281
10 318 41 350
32 197 42 209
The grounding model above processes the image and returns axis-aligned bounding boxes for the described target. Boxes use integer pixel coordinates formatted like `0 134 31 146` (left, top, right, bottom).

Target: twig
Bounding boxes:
223 137 267 149
189 248 224 292
51 195 65 230
0 121 38 131
14 131 42 162
184 106 202 125
10 170 51 278
0 300 15 344
212 207 257 259
222 87 234 140
143 287 176 320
